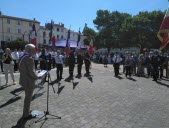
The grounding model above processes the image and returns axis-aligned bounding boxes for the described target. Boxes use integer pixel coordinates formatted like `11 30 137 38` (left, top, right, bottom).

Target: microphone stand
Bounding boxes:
35 59 61 127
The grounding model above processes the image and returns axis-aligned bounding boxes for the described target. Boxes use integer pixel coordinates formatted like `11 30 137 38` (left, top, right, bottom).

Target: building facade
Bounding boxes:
0 12 85 48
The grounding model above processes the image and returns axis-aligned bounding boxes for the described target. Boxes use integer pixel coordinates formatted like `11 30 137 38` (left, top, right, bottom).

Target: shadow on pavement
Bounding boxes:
0 96 21 109
156 81 169 88
64 76 73 82
10 87 24 96
12 117 27 128
75 74 82 79
0 84 13 90
32 91 46 101
127 77 137 81
57 85 65 95
116 76 124 79
73 82 79 90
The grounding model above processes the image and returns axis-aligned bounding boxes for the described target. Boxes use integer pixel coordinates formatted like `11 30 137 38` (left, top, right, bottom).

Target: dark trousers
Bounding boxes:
126 66 131 77
0 60 3 72
52 58 55 68
114 63 119 76
56 64 63 79
153 68 159 81
159 66 163 78
34 60 38 70
69 65 74 77
13 60 18 71
77 64 82 75
85 64 90 74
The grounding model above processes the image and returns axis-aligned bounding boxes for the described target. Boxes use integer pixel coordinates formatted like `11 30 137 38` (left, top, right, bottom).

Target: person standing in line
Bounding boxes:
19 44 41 120
2 48 16 85
33 51 39 70
125 53 132 78
55 50 64 80
84 52 91 76
112 52 122 77
68 51 75 79
39 49 48 70
11 49 19 72
77 51 83 77
0 48 4 72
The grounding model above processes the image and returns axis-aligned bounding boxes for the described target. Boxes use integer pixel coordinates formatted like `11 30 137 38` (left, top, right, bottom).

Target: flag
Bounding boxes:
88 39 93 56
66 29 70 56
50 20 56 49
31 23 37 50
157 7 169 50
77 30 81 51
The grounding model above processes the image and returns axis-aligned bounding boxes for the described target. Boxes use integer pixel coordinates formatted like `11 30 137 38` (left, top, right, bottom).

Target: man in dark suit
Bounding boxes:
19 44 41 120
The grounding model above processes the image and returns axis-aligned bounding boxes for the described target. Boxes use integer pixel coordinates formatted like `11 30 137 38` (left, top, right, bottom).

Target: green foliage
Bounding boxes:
83 25 96 46
93 9 165 49
6 38 29 50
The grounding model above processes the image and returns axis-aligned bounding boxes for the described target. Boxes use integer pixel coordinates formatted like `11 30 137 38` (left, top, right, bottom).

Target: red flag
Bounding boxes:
31 23 38 51
88 40 93 56
50 21 56 49
66 30 70 56
157 7 169 50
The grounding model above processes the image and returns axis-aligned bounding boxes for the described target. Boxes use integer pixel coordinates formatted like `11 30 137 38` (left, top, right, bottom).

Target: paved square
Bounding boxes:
0 63 169 128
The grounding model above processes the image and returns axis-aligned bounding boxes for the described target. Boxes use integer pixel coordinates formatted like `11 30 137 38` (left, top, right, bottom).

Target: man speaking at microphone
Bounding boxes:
19 44 41 120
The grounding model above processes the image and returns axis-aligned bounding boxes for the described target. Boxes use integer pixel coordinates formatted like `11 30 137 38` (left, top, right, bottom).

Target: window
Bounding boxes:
16 20 21 25
57 35 59 39
61 28 63 32
7 28 10 33
18 29 21 34
61 35 63 39
57 28 59 32
7 19 10 24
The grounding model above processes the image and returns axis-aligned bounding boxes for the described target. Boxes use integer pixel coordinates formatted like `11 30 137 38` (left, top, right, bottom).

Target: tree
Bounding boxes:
83 24 96 46
6 38 29 50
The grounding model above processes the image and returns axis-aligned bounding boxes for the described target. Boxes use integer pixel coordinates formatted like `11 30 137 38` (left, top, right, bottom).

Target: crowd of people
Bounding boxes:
93 50 169 81
0 47 92 84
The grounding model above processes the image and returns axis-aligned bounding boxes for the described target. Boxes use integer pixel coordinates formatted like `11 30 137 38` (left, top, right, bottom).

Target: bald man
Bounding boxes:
19 44 41 120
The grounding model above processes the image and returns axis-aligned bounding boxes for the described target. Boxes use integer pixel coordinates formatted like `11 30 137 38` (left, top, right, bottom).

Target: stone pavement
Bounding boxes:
0 63 169 128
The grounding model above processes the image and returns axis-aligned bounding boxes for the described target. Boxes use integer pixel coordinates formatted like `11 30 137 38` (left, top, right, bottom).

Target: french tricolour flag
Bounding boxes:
66 29 70 56
31 23 37 51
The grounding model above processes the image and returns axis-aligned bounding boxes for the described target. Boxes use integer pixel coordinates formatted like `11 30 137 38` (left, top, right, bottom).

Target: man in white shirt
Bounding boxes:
12 49 19 72
113 52 122 77
55 50 64 80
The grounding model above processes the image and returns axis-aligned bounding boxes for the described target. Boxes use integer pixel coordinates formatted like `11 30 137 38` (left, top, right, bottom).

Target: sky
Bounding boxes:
0 0 168 32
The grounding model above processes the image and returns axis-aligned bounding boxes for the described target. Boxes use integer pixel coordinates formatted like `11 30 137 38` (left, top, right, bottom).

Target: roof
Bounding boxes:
0 15 40 23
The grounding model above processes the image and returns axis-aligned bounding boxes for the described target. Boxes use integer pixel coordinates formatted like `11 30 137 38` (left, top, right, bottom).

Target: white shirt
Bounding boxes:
34 53 39 60
12 51 19 60
55 55 64 64
113 55 122 63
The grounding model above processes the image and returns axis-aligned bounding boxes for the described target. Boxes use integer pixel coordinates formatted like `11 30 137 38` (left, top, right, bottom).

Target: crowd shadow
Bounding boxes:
127 77 137 81
156 81 169 88
75 74 82 79
84 74 93 83
73 82 79 90
0 96 21 109
0 84 13 90
10 87 24 96
57 85 65 95
32 91 46 101
11 117 28 128
64 76 74 82
116 76 124 79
